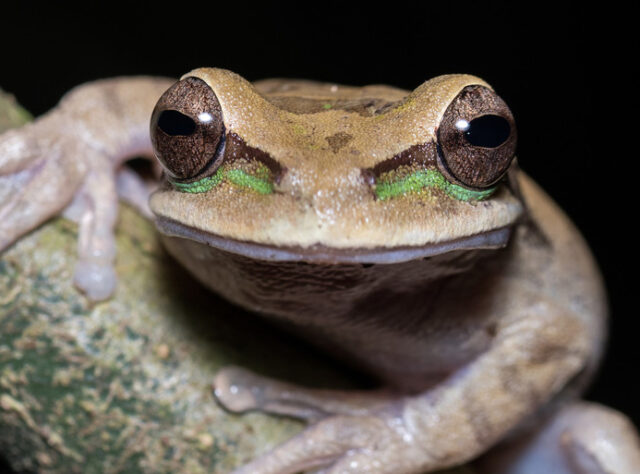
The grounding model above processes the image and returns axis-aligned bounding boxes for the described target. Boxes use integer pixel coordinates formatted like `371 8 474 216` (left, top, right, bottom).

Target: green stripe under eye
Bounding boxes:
170 166 274 194
375 169 496 202
225 169 273 194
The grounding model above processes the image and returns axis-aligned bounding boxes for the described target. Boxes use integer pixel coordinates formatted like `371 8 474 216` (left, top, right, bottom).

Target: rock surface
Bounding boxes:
0 88 473 473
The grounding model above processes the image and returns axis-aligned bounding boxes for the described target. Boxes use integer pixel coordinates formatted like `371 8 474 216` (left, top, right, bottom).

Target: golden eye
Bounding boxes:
150 77 224 180
437 85 517 189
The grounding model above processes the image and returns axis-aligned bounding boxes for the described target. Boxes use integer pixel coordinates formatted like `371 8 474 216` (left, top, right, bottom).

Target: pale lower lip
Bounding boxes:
155 216 512 264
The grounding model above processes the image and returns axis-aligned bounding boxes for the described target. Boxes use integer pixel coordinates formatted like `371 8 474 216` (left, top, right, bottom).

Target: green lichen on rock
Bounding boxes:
0 89 31 130
0 88 475 473
0 206 334 473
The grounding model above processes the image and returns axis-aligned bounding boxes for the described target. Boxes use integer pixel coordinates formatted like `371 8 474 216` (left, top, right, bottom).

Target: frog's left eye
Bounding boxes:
436 85 517 189
150 77 225 180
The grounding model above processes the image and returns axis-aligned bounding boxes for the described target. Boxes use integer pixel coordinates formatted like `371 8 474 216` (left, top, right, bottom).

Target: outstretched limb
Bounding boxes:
213 295 612 473
0 77 173 300
475 401 640 474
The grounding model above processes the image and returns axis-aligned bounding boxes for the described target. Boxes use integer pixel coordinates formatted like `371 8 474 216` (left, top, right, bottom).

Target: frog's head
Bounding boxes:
149 68 523 265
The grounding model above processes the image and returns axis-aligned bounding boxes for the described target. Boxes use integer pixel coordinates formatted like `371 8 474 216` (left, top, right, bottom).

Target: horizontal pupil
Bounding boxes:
158 110 196 136
464 115 510 148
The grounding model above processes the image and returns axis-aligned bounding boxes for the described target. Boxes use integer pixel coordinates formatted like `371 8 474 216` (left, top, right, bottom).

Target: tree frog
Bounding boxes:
1 68 639 473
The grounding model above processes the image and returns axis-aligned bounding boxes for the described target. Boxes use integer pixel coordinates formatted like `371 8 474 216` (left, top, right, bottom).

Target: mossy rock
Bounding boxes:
0 88 474 473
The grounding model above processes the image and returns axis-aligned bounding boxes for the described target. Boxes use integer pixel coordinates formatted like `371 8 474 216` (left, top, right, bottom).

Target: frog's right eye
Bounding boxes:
436 85 516 189
150 77 225 180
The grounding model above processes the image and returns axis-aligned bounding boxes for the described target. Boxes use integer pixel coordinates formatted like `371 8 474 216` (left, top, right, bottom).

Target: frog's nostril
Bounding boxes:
157 110 197 136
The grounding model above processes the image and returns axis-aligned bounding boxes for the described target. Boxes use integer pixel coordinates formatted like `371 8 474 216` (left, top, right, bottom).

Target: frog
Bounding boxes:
1 68 639 474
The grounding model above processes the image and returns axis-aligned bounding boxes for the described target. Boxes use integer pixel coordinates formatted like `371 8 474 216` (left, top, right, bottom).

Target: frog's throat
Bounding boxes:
155 217 512 264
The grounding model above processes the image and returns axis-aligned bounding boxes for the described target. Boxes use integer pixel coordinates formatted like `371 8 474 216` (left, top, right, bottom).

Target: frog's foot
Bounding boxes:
0 119 124 300
213 366 428 473
475 401 640 474
0 120 138 300
0 77 171 300
0 121 88 252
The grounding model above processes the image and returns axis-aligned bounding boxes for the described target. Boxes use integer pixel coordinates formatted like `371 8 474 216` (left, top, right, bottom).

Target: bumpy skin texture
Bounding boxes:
1 69 639 473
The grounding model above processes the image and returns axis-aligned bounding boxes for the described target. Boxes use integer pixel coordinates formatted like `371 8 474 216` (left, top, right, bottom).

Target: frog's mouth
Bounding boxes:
155 216 512 264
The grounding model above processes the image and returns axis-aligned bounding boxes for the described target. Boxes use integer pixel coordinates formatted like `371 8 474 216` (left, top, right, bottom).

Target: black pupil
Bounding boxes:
463 115 511 148
157 110 196 136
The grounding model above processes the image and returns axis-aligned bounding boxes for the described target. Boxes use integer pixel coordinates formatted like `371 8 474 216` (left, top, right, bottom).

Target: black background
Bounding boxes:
0 2 635 469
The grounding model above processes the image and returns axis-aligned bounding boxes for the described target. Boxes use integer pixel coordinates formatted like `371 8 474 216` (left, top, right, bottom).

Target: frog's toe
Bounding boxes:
73 260 117 301
213 366 265 412
213 365 397 422
213 366 330 419
0 147 85 252
0 124 122 301
0 116 91 251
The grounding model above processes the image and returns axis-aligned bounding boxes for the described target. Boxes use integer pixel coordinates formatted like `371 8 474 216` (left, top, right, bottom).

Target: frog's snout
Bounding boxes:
276 163 375 204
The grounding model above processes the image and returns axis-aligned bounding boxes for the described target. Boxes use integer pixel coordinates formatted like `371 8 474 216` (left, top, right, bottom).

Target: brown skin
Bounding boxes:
1 68 639 473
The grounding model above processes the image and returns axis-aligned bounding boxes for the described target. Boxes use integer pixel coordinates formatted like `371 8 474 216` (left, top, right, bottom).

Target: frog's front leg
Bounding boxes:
0 77 173 299
215 299 607 474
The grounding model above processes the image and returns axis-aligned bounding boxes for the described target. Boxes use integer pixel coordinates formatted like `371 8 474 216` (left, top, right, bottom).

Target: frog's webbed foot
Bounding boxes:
0 77 172 300
213 366 426 474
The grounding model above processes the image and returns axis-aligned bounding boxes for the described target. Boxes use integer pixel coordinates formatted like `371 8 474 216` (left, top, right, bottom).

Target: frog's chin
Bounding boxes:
155 216 513 264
